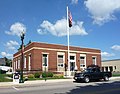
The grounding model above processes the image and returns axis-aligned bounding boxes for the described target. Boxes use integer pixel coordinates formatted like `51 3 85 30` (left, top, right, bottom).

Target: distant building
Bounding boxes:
102 59 120 72
13 42 101 76
0 58 6 66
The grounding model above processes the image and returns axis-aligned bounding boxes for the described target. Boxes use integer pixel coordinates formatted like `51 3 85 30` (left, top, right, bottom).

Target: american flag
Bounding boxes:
68 11 72 27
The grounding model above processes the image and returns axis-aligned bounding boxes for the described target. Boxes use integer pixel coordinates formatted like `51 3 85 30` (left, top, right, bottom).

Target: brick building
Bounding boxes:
13 42 101 75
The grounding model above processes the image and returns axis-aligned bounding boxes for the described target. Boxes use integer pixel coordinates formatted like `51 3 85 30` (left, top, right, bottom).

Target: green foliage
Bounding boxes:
28 74 35 78
4 57 12 67
0 74 12 82
0 69 6 74
112 72 120 77
47 72 53 77
34 72 40 78
53 74 64 79
42 72 53 78
42 72 47 78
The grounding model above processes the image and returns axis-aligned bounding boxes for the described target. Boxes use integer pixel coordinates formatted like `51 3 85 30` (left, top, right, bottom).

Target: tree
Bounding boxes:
4 57 12 67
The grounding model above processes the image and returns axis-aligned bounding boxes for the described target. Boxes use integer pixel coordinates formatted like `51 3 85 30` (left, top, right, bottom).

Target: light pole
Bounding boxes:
44 57 47 81
19 31 25 83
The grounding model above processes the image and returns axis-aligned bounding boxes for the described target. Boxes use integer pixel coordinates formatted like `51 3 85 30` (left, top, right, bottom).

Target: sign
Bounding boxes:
13 72 20 84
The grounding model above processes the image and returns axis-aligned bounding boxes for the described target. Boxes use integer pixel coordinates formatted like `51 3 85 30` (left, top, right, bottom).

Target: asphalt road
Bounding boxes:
0 79 120 94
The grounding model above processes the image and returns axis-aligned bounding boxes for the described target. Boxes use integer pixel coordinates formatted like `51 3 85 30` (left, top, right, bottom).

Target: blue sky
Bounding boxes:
0 0 120 60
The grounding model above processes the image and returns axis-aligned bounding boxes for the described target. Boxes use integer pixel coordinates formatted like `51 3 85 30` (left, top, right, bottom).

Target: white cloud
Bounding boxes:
37 18 88 37
1 52 13 58
101 51 115 57
37 28 47 35
111 45 120 51
84 0 120 25
71 0 78 4
6 22 26 36
6 40 19 50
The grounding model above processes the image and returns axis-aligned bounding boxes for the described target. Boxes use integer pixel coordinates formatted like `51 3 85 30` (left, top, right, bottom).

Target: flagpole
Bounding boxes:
67 6 70 76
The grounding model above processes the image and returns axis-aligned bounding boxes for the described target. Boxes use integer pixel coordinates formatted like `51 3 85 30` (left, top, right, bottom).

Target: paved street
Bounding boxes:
0 78 120 94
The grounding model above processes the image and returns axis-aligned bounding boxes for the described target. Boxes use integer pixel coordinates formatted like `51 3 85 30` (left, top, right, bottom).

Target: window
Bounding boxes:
70 56 74 60
105 67 108 72
80 56 86 67
18 59 20 69
58 55 64 68
28 54 31 70
14 61 16 71
16 60 18 69
42 54 48 67
109 66 113 72
92 57 96 65
24 56 26 68
114 66 116 70
57 52 65 72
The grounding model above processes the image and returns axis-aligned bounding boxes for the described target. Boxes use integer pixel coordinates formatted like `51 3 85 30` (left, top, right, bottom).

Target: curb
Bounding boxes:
0 77 120 88
110 77 120 80
0 79 73 88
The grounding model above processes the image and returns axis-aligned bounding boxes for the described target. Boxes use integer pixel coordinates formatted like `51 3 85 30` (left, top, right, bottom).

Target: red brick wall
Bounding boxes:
76 53 80 70
48 50 57 71
86 54 101 67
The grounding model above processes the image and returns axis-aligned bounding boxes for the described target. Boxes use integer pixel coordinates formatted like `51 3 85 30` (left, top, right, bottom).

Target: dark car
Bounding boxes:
74 67 112 83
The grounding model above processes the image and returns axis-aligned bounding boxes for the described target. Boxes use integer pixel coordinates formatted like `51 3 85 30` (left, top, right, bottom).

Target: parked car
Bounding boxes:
74 67 112 83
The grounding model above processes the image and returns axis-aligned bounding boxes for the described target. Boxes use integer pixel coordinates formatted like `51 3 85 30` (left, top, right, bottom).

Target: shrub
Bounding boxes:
28 74 34 78
42 72 47 78
0 69 6 74
42 72 53 78
53 74 64 79
47 72 53 77
34 72 40 78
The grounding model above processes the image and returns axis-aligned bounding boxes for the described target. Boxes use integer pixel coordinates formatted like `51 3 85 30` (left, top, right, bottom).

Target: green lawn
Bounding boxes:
1 72 119 82
0 74 12 82
112 73 120 77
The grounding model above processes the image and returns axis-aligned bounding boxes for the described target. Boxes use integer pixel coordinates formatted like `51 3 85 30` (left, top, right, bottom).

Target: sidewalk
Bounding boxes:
0 79 74 88
0 77 120 88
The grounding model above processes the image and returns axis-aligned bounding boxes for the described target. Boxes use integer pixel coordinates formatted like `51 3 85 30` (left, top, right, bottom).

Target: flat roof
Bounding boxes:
102 59 120 62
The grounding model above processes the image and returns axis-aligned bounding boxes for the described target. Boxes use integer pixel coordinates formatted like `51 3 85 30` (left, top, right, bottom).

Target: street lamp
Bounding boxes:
19 31 25 83
44 57 47 81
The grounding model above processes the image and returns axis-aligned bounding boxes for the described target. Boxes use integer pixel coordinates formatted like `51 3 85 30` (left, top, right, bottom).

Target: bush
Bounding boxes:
28 74 35 78
47 72 53 77
53 74 64 79
34 72 40 78
42 72 53 78
112 72 120 77
42 72 47 78
0 69 6 74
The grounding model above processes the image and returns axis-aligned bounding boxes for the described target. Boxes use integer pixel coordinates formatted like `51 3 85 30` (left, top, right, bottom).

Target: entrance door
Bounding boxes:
69 55 76 76
70 62 75 71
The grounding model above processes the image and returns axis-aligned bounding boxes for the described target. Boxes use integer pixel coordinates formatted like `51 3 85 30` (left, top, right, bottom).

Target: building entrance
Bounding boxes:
70 62 75 71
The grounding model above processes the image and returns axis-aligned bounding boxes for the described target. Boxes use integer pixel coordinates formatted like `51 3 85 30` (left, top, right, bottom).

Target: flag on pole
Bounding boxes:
68 11 72 27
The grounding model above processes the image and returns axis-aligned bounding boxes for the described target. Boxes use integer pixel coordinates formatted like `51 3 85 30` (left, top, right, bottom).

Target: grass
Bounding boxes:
0 73 66 82
0 73 120 82
27 77 67 81
112 73 120 77
0 74 12 82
